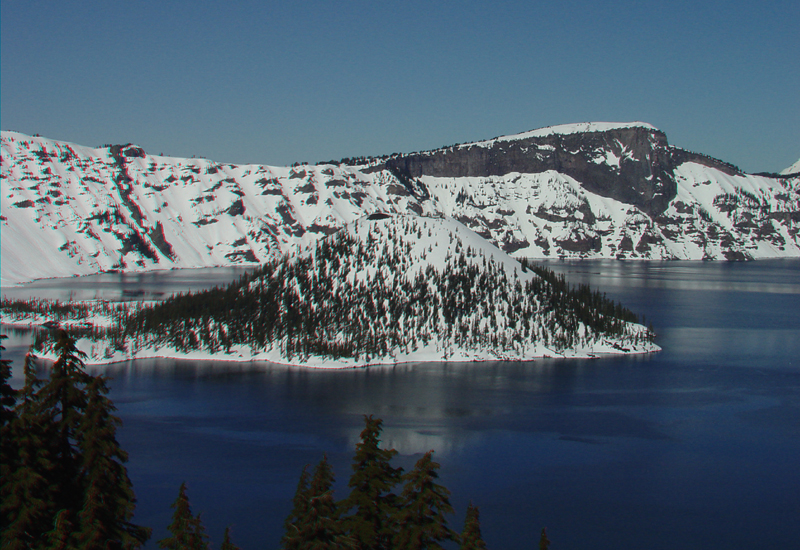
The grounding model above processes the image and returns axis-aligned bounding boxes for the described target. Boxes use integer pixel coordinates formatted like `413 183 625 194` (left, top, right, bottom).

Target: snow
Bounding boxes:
1 131 425 284
3 214 660 367
340 215 535 284
23 335 657 369
781 158 800 175
662 162 800 259
2 128 798 287
466 122 659 148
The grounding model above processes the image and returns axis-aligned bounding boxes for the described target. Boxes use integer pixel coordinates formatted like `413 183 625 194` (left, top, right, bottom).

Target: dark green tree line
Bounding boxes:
280 415 494 550
0 331 151 550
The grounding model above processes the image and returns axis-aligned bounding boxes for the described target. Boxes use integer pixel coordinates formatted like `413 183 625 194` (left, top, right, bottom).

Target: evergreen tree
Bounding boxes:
0 334 16 431
340 415 403 550
281 456 355 550
35 330 93 515
305 456 355 550
1 353 59 550
158 482 210 550
3 336 149 550
393 451 457 550
0 334 18 533
75 376 151 549
459 503 487 550
539 527 550 550
44 509 75 550
220 526 240 550
281 465 311 550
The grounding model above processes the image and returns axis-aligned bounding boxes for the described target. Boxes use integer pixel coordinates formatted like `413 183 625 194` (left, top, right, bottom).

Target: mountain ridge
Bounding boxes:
2 125 799 285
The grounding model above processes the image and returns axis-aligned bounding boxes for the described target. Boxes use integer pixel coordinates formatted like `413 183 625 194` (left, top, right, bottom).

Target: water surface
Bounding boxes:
3 260 799 550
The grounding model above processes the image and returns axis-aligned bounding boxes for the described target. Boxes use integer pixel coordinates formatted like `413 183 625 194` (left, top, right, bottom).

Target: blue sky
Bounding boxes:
2 0 798 172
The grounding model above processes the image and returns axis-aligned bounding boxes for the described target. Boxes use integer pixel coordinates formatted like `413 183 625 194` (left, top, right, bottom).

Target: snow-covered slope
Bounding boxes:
15 215 658 366
2 127 799 284
1 132 425 284
781 158 800 176
469 121 659 146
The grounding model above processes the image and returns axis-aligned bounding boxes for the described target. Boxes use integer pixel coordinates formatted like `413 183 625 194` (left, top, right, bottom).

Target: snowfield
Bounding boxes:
468 121 659 147
2 126 798 287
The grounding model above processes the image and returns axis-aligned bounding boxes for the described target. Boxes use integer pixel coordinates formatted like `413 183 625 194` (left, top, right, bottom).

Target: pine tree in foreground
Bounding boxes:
158 482 210 550
305 456 356 549
220 526 241 550
0 334 16 432
44 509 74 550
340 415 403 550
1 354 59 550
539 527 551 550
1 331 149 550
393 450 457 550
35 330 94 516
0 334 18 535
281 456 356 550
75 375 152 549
281 465 311 550
460 503 487 550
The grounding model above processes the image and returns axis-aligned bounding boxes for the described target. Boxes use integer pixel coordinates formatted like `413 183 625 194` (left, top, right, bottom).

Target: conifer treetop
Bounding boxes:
340 415 403 550
460 503 488 550
394 450 457 550
220 526 241 550
158 482 210 550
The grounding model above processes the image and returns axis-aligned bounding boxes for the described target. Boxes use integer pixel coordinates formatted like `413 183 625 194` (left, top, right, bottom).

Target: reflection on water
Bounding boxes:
1 266 256 302
88 352 800 550
541 258 800 294
2 260 800 550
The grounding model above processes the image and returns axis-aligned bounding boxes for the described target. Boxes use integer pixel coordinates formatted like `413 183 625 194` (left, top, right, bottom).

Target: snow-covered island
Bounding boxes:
2 215 658 368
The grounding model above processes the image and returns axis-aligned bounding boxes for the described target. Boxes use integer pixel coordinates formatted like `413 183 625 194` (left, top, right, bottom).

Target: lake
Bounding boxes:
2 259 799 550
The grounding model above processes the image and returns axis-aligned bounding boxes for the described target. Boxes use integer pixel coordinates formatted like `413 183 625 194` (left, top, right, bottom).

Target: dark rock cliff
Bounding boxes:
383 126 721 216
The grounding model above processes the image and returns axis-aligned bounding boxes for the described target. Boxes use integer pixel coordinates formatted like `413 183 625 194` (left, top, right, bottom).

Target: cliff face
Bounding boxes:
385 125 680 216
2 124 799 285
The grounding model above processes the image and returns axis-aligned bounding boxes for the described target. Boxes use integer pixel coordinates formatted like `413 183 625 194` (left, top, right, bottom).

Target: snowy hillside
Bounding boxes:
2 126 799 284
467 121 659 146
14 215 658 367
781 158 800 176
0 132 424 285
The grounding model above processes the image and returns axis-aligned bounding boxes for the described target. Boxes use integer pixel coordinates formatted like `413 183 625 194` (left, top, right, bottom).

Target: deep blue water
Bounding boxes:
2 260 799 549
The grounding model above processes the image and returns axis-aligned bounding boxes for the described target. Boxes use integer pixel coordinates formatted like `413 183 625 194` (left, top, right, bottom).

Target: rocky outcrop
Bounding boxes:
385 125 678 216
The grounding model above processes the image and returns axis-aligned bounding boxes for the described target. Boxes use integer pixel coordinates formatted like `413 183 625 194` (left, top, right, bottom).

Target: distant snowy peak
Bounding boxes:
468 121 660 147
781 158 800 176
